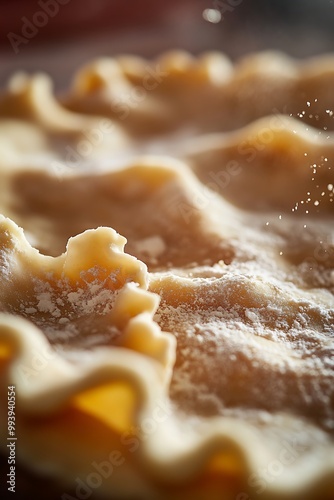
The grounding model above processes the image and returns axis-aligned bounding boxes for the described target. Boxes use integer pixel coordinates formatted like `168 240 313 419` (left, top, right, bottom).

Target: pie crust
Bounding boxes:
0 51 333 499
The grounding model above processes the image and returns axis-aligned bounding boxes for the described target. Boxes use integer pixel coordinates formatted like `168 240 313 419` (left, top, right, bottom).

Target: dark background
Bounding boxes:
1 0 334 88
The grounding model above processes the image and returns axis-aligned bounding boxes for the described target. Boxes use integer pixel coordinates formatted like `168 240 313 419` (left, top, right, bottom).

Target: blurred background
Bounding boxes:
1 1 334 498
1 0 334 88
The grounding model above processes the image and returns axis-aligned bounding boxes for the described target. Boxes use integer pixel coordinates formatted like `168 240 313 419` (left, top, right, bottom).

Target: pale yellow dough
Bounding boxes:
0 51 334 500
